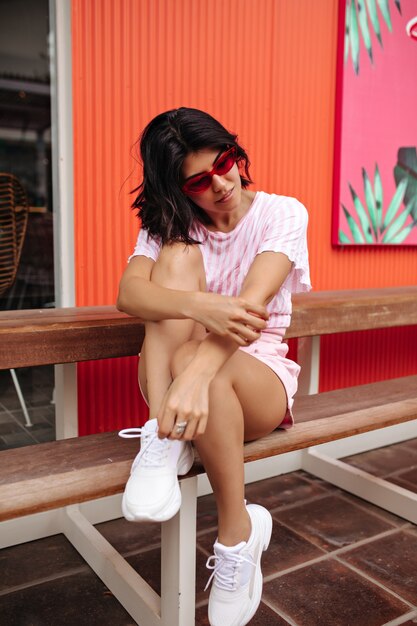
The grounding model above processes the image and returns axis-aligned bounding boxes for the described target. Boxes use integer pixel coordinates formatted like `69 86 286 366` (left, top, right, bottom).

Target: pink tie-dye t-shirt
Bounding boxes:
130 192 311 328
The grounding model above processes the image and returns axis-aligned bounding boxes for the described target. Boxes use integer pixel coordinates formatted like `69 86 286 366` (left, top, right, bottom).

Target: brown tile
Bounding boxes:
195 601 291 625
0 420 23 436
387 475 417 495
0 569 136 625
10 405 52 426
1 388 53 411
197 473 329 536
0 410 11 419
296 469 340 490
0 366 54 413
389 467 417 489
0 534 87 592
262 521 325 575
273 494 393 551
96 516 160 555
24 420 55 444
263 558 409 626
197 520 323 578
127 546 160 593
397 438 417 454
0 430 35 448
196 548 212 603
248 603 291 625
344 445 417 478
40 405 56 426
195 604 210 626
197 528 218 555
127 545 210 603
338 492 408 527
342 529 417 604
197 492 218 532
244 472 328 510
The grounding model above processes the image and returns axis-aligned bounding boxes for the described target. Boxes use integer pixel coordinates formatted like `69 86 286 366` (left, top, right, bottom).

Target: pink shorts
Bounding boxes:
138 328 299 430
238 328 299 429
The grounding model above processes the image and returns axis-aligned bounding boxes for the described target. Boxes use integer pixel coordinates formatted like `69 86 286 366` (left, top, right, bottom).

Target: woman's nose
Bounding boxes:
211 174 227 192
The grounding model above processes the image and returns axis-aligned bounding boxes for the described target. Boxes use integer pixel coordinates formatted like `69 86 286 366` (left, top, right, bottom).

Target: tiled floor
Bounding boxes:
0 366 55 450
1 368 417 625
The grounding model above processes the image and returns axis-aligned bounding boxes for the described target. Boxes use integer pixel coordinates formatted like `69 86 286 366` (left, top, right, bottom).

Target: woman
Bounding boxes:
117 107 311 626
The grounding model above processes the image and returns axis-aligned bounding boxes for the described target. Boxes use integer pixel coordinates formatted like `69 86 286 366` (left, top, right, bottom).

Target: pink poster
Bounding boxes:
332 0 417 246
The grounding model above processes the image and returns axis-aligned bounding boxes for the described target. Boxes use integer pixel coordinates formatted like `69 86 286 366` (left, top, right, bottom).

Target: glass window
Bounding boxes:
0 0 55 449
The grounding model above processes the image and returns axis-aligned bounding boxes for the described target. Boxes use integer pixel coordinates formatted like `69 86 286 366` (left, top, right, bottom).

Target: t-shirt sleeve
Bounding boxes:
128 227 162 263
257 197 312 293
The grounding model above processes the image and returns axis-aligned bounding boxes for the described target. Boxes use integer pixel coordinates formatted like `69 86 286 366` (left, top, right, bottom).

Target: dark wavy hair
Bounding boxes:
131 107 253 244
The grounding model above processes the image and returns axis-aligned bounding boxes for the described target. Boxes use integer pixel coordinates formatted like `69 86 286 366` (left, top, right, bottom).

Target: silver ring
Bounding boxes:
175 421 187 434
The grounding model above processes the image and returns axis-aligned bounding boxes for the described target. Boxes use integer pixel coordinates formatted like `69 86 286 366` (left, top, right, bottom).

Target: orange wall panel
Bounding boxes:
72 0 340 306
72 0 416 434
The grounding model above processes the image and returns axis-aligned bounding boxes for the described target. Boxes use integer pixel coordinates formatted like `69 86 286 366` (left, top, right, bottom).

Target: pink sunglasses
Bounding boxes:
182 147 238 194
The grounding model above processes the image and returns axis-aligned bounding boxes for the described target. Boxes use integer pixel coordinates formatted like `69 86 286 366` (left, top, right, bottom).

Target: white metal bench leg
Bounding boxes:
302 447 417 524
54 363 78 439
161 476 198 626
61 504 161 626
59 475 198 626
297 336 320 395
10 368 33 427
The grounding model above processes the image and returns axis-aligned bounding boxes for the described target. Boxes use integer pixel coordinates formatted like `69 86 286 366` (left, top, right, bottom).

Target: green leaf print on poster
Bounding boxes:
339 148 417 244
345 0 402 74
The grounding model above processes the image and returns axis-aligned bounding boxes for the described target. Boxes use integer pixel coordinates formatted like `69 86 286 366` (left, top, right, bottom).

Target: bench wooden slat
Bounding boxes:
3 376 414 484
1 286 416 369
293 375 417 422
1 376 416 522
0 306 145 369
288 286 417 338
244 399 417 462
1 400 416 522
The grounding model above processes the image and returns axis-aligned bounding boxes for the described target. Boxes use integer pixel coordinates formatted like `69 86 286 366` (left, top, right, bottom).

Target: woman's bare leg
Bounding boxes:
138 243 206 418
171 343 288 546
137 243 288 547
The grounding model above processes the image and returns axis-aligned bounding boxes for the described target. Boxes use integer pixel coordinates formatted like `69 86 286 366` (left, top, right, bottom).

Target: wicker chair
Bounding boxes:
0 173 32 427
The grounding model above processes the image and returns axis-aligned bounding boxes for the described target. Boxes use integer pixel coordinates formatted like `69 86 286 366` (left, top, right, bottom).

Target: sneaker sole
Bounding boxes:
208 506 273 626
122 444 194 523
240 506 273 626
122 480 182 522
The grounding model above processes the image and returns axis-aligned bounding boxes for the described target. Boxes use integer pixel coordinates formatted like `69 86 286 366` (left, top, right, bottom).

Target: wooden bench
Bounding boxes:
1 286 417 626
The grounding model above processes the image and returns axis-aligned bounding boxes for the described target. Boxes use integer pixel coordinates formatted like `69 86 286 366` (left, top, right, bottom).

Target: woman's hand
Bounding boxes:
190 292 269 346
157 370 211 441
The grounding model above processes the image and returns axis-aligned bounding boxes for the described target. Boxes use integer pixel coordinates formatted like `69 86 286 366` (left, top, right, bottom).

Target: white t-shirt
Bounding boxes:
130 191 311 329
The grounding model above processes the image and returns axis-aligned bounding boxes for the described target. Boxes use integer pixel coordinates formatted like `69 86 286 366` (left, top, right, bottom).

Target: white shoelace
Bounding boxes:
204 551 255 592
119 427 169 469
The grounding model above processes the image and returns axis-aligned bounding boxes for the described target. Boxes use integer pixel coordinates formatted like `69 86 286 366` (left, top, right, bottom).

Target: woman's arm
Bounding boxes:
117 255 195 320
189 251 293 375
117 255 269 344
240 251 292 304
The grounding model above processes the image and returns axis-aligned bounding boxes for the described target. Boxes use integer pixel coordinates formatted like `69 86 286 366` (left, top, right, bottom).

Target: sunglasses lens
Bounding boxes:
183 148 237 193
185 175 211 193
216 151 236 175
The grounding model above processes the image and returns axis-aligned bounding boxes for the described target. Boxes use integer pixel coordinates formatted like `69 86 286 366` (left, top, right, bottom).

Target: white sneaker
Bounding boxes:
119 418 194 522
205 504 273 626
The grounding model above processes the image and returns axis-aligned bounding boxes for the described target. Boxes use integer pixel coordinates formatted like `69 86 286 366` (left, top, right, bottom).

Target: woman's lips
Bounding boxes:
217 188 234 203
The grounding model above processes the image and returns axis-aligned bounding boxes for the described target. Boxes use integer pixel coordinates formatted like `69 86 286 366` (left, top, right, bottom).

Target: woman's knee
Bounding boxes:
152 242 204 282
